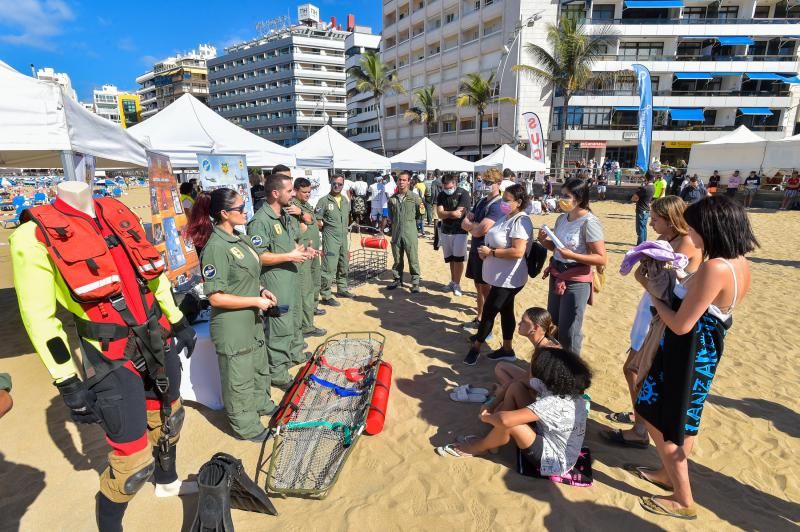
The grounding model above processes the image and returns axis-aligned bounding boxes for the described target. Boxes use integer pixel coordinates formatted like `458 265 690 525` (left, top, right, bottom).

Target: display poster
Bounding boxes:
60 151 96 183
632 64 653 173
146 150 201 292
522 112 546 166
196 153 254 220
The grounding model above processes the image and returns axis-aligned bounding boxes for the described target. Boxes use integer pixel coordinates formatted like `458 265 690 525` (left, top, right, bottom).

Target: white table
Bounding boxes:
178 321 224 410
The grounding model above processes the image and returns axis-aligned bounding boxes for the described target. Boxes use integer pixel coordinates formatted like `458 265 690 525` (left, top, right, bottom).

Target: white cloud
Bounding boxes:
0 0 75 49
117 36 135 51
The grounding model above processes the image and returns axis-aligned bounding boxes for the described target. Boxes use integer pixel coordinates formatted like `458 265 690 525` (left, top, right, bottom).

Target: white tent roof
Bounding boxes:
474 144 547 173
389 137 474 172
763 133 800 171
289 125 389 170
0 61 148 168
128 94 295 168
687 126 768 178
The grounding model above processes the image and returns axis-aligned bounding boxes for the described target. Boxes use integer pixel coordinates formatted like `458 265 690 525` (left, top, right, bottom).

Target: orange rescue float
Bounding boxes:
365 361 392 435
361 236 388 250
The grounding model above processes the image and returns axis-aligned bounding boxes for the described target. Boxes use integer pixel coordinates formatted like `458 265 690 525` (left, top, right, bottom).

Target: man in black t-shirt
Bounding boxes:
743 171 761 209
708 170 721 194
631 174 655 245
436 173 471 296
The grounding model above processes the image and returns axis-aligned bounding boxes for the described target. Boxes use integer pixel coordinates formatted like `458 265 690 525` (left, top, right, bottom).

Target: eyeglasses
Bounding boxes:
331 182 344 188
226 204 246 213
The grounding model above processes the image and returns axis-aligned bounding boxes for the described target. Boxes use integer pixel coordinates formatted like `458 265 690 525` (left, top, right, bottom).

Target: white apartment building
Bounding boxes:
554 0 800 169
93 85 122 123
136 44 217 119
207 9 349 147
381 0 800 168
36 67 78 100
345 28 383 152
381 0 554 159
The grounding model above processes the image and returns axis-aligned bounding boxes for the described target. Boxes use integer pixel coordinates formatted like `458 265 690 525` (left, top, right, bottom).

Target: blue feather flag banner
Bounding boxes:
632 64 652 173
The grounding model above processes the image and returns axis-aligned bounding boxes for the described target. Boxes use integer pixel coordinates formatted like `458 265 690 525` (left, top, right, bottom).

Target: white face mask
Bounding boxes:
443 188 455 196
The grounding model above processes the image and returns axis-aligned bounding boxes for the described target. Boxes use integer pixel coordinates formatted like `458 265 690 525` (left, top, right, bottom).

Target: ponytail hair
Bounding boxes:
185 188 240 249
524 307 557 339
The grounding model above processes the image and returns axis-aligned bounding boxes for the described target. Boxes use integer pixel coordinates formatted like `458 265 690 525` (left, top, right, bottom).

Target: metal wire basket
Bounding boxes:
347 224 387 287
256 332 385 499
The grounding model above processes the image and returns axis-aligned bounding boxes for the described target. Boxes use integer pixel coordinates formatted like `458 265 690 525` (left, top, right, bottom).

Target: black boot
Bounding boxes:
97 492 127 532
153 443 178 485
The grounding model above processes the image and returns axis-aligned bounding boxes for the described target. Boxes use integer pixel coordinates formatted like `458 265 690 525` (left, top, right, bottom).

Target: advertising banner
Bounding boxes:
522 112 546 166
196 153 254 220
632 64 653 173
146 150 201 291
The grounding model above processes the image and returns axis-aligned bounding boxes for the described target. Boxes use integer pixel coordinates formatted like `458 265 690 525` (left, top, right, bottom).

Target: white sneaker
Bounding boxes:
453 283 463 296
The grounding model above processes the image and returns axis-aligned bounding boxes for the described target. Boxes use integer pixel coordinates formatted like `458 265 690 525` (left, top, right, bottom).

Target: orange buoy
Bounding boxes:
361 236 388 250
365 361 392 435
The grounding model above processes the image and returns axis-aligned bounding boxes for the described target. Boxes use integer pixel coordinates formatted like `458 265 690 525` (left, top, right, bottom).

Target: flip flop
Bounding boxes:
623 464 674 491
449 387 488 403
456 384 490 396
639 496 697 520
606 411 635 424
435 443 473 458
600 429 649 449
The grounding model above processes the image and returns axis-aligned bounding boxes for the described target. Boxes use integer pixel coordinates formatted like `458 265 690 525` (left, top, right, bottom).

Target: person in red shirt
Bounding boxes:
780 171 800 210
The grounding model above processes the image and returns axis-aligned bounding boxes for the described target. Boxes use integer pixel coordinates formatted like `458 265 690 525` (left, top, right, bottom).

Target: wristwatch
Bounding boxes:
491 248 496 257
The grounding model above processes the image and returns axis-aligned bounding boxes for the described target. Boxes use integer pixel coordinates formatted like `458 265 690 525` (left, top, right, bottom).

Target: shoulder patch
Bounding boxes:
251 235 263 246
203 264 216 279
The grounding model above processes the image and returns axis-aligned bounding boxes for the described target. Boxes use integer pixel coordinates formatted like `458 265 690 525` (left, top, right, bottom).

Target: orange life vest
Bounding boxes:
24 197 172 382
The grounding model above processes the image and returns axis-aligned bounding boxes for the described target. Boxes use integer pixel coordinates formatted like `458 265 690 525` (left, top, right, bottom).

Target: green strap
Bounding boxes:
286 421 355 446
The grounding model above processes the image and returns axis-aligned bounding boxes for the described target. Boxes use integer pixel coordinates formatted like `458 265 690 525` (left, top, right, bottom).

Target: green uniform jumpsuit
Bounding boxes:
291 198 321 333
388 191 423 286
0 373 10 392
315 193 351 299
201 226 276 440
247 204 305 386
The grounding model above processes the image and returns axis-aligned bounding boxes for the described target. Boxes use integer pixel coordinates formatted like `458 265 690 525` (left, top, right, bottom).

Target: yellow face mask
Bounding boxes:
558 199 573 212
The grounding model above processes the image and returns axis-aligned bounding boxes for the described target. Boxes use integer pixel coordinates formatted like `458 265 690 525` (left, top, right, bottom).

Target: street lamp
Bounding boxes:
495 11 543 145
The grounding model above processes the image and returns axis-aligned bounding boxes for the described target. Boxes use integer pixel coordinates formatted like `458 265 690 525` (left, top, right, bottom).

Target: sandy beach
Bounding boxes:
0 187 798 531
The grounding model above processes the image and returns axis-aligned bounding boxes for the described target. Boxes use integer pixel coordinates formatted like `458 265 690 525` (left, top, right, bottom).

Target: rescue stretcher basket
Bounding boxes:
347 224 387 288
256 331 386 499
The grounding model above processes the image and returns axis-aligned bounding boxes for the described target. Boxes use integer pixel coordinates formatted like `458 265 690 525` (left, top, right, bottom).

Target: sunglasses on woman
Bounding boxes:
225 204 246 213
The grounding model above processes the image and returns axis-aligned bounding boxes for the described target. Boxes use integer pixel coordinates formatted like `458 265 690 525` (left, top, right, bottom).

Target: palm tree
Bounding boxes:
347 51 405 155
404 85 439 137
456 72 515 159
513 18 617 176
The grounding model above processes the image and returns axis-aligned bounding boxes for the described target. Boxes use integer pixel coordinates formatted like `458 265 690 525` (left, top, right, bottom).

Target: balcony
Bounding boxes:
588 16 800 25
551 123 784 132
562 88 792 97
595 54 799 63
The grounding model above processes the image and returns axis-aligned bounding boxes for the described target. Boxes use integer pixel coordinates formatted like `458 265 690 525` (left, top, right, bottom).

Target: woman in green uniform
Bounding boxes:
187 188 278 442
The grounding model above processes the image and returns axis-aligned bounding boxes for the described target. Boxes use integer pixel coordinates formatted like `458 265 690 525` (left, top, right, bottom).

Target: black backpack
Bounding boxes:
527 241 548 278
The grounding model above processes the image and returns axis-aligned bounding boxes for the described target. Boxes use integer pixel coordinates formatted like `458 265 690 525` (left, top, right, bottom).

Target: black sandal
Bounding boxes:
600 429 649 449
606 411 635 424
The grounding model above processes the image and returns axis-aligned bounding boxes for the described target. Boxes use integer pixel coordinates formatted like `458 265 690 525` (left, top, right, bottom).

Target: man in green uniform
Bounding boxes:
291 178 326 337
387 170 423 293
315 174 353 307
0 372 12 419
247 174 309 387
202 224 277 440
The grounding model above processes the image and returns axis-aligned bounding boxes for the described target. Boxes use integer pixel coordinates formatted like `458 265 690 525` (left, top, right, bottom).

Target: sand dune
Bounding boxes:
0 188 798 531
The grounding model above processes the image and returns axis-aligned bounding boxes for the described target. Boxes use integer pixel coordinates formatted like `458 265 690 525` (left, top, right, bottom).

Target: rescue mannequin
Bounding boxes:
9 181 198 532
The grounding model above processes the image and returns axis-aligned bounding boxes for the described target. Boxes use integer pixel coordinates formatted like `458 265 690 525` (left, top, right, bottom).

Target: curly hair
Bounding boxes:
530 347 592 397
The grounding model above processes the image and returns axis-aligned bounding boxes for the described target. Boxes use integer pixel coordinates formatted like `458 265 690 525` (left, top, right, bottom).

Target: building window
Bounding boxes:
445 11 457 24
386 106 396 117
460 117 476 130
429 121 439 133
562 4 586 23
481 114 498 128
592 4 615 20
754 4 770 17
619 42 664 59
442 118 456 132
463 27 479 43
716 6 739 19
682 6 705 19
483 18 502 36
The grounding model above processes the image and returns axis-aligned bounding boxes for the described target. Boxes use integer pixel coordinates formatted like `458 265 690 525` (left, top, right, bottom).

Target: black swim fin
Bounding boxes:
212 452 278 516
190 458 234 531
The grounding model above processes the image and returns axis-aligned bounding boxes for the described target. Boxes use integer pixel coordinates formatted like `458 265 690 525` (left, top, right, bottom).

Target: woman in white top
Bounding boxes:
463 184 533 366
537 178 607 355
632 196 756 520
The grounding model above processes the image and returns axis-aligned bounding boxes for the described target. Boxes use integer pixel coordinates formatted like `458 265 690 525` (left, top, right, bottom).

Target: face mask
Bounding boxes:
558 199 573 212
443 188 455 196
499 201 512 215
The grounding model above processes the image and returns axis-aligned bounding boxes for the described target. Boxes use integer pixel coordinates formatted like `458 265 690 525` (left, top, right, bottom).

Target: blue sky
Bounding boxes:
0 0 381 101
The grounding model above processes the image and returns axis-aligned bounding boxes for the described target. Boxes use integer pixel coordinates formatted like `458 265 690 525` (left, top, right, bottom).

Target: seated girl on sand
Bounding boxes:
436 347 591 479
490 308 560 412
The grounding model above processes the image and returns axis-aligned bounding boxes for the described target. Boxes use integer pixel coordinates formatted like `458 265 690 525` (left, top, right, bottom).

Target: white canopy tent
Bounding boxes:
687 126 768 180
389 137 474 172
474 144 547 174
128 94 295 168
289 125 390 170
763 134 800 173
0 61 148 168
